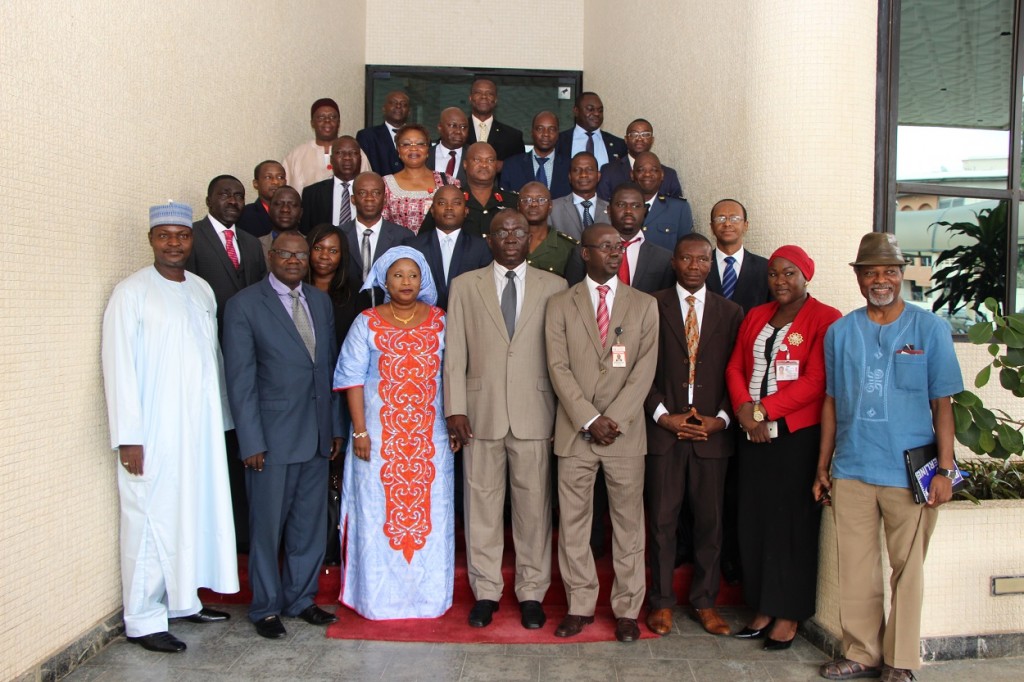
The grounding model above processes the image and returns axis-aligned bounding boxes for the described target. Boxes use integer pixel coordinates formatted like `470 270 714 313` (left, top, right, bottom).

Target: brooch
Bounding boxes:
495 192 503 202
787 332 804 347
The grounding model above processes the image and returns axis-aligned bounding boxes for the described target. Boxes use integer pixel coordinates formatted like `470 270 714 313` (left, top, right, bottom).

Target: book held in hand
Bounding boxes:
903 443 966 504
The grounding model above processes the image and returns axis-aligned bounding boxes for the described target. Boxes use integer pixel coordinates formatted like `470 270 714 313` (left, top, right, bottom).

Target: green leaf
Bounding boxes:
1003 347 1024 366
973 406 998 431
1000 368 1021 391
975 364 992 388
989 343 1000 357
994 423 1024 455
979 429 997 453
952 402 973 433
967 321 994 344
955 390 980 407
956 423 982 452
1006 315 1024 336
984 297 1000 313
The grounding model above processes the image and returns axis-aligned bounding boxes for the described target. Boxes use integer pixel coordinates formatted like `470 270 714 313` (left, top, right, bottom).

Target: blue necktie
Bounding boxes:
722 255 737 300
582 200 594 228
535 156 549 188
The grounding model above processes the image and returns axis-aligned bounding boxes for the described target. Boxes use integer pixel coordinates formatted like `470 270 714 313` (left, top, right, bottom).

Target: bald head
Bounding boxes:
438 107 469 149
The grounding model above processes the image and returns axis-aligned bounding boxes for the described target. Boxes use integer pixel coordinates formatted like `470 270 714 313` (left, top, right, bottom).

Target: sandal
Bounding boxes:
880 666 915 682
819 658 882 680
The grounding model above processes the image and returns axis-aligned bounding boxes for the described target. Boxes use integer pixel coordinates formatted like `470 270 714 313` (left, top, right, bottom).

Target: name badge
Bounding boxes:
776 360 799 381
611 344 627 368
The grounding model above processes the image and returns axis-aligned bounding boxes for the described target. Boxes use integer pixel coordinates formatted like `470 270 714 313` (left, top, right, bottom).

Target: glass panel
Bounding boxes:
894 194 1008 332
1017 204 1023 313
896 126 1009 185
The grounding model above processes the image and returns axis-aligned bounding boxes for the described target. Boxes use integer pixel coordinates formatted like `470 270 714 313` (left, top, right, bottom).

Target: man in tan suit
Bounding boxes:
445 210 567 630
545 224 658 643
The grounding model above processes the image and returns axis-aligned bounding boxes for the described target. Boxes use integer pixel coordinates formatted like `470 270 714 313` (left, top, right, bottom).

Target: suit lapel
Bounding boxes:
198 219 240 283
449 231 468 287
572 284 605 357
346 226 363 273
697 294 723 355
260 280 308 356
474 269 509 342
517 268 542 332
660 290 688 350
631 242 653 289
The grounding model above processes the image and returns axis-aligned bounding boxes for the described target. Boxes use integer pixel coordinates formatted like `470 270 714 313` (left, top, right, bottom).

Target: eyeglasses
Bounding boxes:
491 228 528 239
314 114 340 123
625 131 653 140
582 243 627 253
397 141 429 148
271 249 310 261
712 215 745 224
520 197 550 206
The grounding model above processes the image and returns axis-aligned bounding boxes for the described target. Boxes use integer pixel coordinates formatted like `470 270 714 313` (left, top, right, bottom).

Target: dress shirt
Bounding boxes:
267 272 315 343
434 143 463 175
582 275 619 429
385 122 399 147
355 217 383 262
651 284 730 426
472 115 491 143
573 193 600 224
333 177 353 226
437 228 461 281
621 231 645 279
532 150 556 189
571 125 610 168
715 247 745 280
208 214 243 260
492 260 527 322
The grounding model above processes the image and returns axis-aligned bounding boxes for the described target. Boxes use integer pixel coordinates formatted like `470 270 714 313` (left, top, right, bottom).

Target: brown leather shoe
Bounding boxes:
690 607 730 635
646 607 673 636
554 614 594 638
615 617 641 642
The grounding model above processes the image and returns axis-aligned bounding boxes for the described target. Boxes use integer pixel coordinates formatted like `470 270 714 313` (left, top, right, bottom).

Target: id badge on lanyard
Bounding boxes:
775 343 799 381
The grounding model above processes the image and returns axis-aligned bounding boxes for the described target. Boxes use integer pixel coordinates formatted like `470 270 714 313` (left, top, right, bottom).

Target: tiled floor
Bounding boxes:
64 604 1023 681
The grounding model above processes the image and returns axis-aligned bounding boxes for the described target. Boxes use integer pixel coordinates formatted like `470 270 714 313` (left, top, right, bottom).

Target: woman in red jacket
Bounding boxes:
725 245 841 650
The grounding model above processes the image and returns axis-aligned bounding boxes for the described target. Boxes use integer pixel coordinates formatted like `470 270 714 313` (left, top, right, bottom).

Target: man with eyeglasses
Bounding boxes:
223 230 344 640
502 111 572 199
544 223 658 643
283 98 370 195
556 92 627 170
518 181 576 277
428 107 470 186
464 79 525 172
597 119 683 201
445 209 567 631
257 186 304 264
631 152 693 252
550 152 608 242
299 136 363 234
357 90 410 175
705 199 772 314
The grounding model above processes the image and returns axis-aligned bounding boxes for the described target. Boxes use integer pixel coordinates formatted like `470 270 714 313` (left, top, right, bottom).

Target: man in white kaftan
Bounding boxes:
101 201 239 653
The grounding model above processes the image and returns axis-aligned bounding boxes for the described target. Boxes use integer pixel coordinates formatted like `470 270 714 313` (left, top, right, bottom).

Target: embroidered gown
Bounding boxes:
381 172 457 235
333 306 455 619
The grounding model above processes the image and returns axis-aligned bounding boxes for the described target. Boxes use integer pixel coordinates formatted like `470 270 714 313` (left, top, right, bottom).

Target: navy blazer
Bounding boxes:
299 176 352 234
223 279 342 464
409 228 493 310
466 117 525 161
500 151 572 199
706 248 773 314
356 123 403 175
563 239 674 294
596 156 684 201
555 128 627 167
641 195 694 252
427 143 469 187
237 200 273 238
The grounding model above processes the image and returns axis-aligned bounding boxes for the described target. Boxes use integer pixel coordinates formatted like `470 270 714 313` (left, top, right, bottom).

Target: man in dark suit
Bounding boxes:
238 160 286 238
464 78 525 171
644 233 744 638
633 152 694 252
299 136 362 234
223 230 344 640
410 185 492 310
186 175 269 553
549 152 608 241
356 90 409 175
597 119 683 201
342 172 415 308
501 111 571 200
705 199 772 314
428 107 470 186
421 142 518 237
555 92 626 171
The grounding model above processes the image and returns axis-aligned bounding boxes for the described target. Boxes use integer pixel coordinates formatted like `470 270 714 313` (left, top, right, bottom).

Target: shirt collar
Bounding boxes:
493 260 528 279
207 214 233 233
356 217 383 232
676 283 706 303
268 272 302 295
573 193 597 206
586 275 618 296
438 227 461 242
471 114 492 127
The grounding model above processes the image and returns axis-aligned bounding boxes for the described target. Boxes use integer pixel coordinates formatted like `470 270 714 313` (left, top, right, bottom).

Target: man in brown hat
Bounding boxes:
814 233 963 682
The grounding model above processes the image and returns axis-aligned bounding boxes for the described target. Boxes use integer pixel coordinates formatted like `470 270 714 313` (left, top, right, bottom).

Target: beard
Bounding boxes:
867 286 897 307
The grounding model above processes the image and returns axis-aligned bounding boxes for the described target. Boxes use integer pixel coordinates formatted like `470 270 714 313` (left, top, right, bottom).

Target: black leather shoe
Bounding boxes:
615 617 641 642
254 615 287 639
764 635 795 651
126 631 187 653
554 614 594 637
468 599 499 628
178 607 230 624
519 600 546 629
296 605 338 626
734 618 774 640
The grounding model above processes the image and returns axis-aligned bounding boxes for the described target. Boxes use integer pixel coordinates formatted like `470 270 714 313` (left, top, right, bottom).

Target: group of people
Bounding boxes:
101 82 963 682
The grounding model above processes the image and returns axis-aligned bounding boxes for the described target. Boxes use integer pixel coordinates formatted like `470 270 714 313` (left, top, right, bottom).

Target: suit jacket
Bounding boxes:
466 117 525 161
185 217 268 340
444 266 567 440
419 185 519 238
299 175 354 234
564 239 674 294
641 195 694 252
341 219 415 309
237 200 273 238
427 143 469 187
223 279 342 464
706 248 773 314
596 156 683 202
555 128 627 167
645 288 744 458
545 281 658 458
549 195 609 242
409 228 493 310
500 151 572 199
356 123 403 175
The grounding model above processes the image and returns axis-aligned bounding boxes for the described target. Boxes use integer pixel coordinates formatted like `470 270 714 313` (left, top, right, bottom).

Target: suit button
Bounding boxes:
600 368 607 374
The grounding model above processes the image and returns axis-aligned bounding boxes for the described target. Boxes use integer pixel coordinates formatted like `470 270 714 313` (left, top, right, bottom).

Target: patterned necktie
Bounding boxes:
478 121 488 142
617 238 639 284
535 156 549 188
581 200 594 228
338 181 351 225
685 295 699 385
500 270 517 338
722 255 737 300
445 150 457 176
596 284 610 346
361 228 372 281
585 131 595 156
223 229 240 269
289 289 316 358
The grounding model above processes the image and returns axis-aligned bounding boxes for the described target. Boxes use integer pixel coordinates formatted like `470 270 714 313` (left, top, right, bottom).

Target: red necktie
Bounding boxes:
445 150 456 176
224 229 240 269
596 285 610 346
617 238 639 284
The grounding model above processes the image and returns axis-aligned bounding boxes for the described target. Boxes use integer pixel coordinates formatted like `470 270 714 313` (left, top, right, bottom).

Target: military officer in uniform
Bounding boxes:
519 181 576 277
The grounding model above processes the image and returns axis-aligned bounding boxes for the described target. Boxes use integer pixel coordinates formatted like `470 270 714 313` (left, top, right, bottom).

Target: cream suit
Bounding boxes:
544 280 658 619
444 265 567 602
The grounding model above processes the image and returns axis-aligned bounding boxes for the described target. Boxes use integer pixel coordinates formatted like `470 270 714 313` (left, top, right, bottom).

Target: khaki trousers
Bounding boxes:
832 478 937 671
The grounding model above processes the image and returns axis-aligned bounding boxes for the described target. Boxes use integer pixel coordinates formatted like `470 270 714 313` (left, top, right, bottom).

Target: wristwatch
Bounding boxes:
752 402 765 423
936 467 956 480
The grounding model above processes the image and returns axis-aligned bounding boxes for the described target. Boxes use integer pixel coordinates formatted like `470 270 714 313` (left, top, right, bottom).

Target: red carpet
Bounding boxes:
201 528 743 644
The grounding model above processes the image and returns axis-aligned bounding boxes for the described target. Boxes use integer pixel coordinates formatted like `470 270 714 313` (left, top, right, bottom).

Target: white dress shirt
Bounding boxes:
472 115 491 143
573 193 600 225
492 260 527 322
332 177 353 226
434 143 463 175
438 228 461 282
715 247 746 281
355 217 383 265
208 214 242 260
620 231 645 282
582 275 619 429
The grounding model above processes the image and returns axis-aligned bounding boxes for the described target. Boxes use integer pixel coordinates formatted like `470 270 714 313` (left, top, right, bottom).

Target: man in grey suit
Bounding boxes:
445 210 567 631
223 231 344 640
549 152 608 241
545 224 658 643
